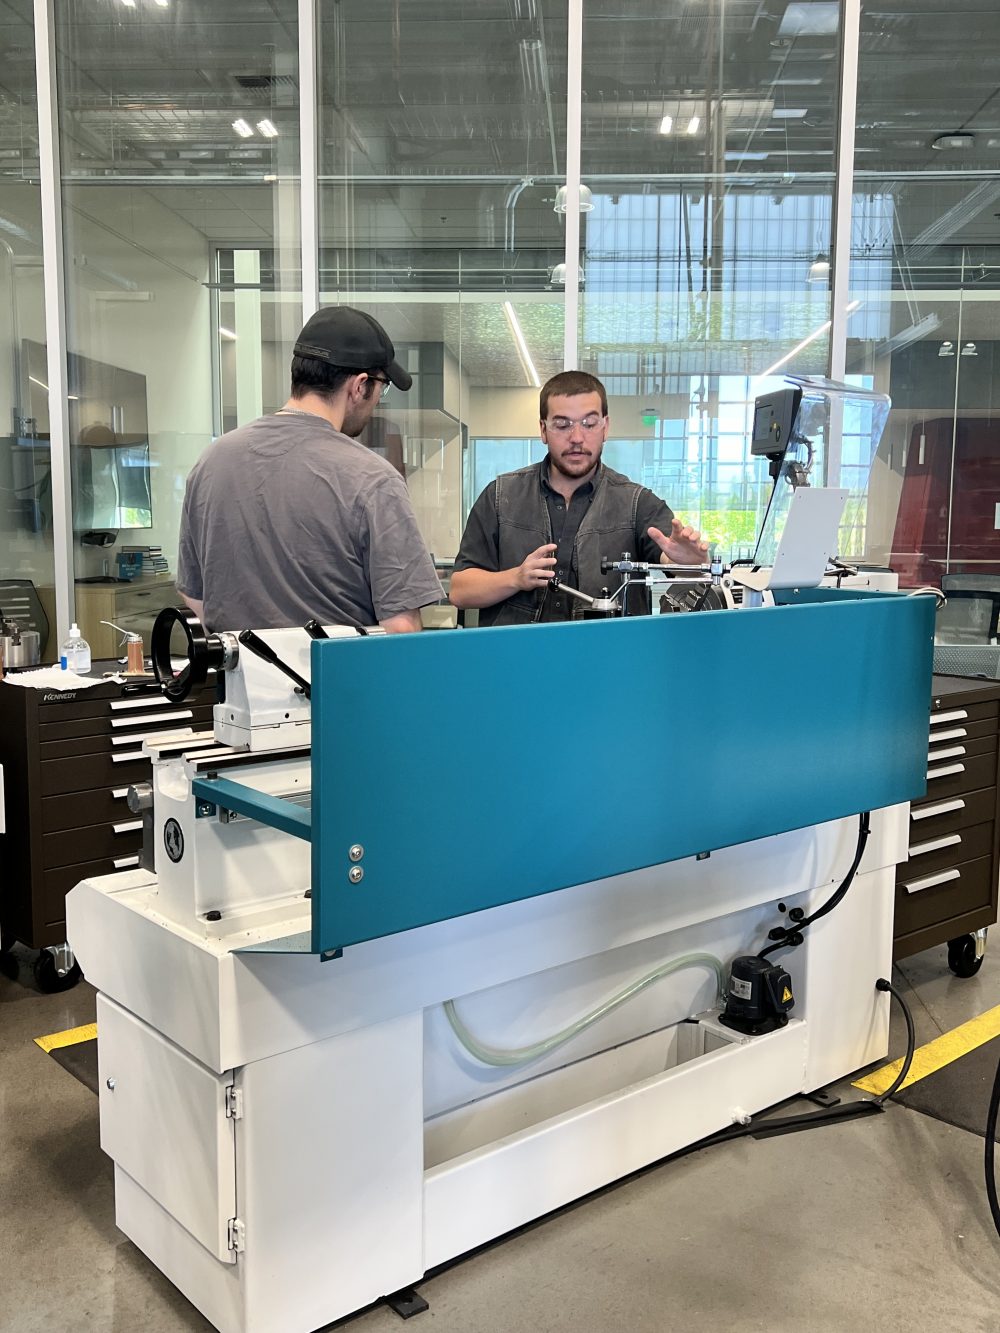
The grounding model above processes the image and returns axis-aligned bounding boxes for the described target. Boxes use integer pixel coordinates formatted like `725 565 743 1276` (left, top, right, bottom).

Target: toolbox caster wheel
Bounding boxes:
34 949 83 994
947 934 984 979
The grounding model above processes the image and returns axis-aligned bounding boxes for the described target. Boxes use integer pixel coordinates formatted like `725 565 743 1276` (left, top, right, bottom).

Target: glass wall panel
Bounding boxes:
53 0 300 654
0 5 53 658
317 0 567 568
851 1 1000 605
580 0 840 558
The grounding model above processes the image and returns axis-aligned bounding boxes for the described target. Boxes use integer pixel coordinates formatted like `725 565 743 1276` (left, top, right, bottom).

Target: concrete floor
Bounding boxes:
3 940 1000 1333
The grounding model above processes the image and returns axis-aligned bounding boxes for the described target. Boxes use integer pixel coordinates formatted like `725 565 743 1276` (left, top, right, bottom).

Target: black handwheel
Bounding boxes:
151 606 236 703
34 949 83 993
947 934 984 979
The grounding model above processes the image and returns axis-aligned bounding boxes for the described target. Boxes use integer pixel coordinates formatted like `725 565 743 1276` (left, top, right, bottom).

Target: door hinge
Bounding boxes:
225 1085 243 1119
227 1217 245 1252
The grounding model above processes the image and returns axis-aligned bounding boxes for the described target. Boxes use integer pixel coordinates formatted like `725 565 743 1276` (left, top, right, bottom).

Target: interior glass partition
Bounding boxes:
317 0 567 567
850 1 1000 607
0 8 53 658
52 0 301 634
577 0 840 559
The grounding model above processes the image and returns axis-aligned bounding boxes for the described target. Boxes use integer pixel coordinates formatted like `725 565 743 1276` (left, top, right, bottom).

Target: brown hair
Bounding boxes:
539 371 608 420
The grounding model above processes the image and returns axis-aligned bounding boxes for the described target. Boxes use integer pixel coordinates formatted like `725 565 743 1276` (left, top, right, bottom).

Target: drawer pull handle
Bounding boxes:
930 728 968 743
111 709 192 730
111 751 145 764
113 820 142 834
931 709 969 725
903 868 961 895
109 697 171 712
926 763 965 781
908 833 962 859
113 855 141 869
927 745 967 763
111 786 129 799
912 798 966 821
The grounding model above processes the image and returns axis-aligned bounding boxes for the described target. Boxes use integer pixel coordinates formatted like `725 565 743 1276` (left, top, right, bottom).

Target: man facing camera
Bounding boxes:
450 371 707 626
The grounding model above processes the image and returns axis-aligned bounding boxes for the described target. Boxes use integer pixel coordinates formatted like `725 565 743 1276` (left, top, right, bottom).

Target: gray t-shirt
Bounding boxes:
176 412 443 631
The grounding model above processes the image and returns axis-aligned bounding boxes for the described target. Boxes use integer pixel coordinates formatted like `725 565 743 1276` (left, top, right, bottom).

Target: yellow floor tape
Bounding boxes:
34 1022 98 1054
853 1003 1000 1096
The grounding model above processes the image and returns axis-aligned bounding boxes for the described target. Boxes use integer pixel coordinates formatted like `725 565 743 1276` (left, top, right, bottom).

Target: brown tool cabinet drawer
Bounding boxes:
40 748 150 796
898 820 994 880
41 854 141 929
920 753 997 802
908 787 997 837
42 820 142 870
41 785 136 832
930 700 999 727
895 854 996 937
39 720 206 760
927 732 996 764
38 702 211 744
925 716 997 747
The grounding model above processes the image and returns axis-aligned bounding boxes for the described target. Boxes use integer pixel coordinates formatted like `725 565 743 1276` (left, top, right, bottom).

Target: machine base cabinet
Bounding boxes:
72 809 902 1333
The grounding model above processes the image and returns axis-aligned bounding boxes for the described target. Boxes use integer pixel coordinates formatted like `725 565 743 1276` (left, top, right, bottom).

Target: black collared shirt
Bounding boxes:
542 468 596 582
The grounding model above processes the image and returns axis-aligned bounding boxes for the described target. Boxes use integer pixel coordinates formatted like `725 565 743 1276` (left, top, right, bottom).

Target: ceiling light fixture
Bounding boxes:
932 133 975 151
503 301 541 388
154 0 169 7
962 341 978 356
218 327 238 342
256 119 278 139
232 119 254 139
686 115 701 135
772 108 808 120
553 183 594 213
757 300 861 380
659 115 673 135
120 0 136 7
938 341 954 357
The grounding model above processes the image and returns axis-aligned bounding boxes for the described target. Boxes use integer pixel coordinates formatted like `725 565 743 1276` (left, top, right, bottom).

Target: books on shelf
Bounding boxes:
119 544 170 575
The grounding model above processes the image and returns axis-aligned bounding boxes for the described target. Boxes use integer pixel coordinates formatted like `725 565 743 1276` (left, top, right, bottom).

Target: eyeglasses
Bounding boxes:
545 414 606 434
367 374 391 402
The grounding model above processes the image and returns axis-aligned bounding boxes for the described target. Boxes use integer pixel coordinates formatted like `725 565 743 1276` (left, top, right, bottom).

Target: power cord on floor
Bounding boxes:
694 976 917 1150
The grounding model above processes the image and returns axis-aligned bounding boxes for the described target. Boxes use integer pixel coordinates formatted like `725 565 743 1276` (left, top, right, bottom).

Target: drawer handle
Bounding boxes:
903 868 961 895
113 820 142 834
912 798 966 821
112 751 145 763
111 786 130 799
927 763 965 781
111 710 193 730
927 745 967 763
113 855 141 869
931 709 969 725
930 728 968 743
908 833 962 859
110 697 171 712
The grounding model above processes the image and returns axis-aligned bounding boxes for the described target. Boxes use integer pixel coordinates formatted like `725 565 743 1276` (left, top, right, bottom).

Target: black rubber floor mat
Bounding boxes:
896 1035 1000 1138
48 1037 99 1095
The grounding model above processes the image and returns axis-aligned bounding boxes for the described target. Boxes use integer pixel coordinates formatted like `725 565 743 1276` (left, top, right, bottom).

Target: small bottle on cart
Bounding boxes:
60 623 92 674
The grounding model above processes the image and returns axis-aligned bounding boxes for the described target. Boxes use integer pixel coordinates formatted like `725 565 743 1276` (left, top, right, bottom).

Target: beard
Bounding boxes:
548 441 603 479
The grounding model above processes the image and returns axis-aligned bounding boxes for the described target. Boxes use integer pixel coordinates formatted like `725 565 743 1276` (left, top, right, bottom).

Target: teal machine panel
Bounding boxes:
309 588 934 955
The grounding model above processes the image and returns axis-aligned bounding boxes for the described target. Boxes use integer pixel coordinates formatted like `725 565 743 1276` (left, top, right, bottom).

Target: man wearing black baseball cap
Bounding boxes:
177 306 442 633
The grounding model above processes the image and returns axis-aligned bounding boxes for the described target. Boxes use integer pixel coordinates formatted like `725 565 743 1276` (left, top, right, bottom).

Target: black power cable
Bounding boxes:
758 811 871 961
693 977 917 1150
986 1047 1000 1238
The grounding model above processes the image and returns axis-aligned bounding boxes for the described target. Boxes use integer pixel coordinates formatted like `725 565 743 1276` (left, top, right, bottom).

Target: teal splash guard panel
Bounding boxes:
309 589 934 955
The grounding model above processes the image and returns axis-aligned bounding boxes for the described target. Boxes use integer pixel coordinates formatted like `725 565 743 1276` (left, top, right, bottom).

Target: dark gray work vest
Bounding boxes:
480 462 646 627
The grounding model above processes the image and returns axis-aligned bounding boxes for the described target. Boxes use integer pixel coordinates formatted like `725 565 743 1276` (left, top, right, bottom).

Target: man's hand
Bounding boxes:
649 519 710 566
514 543 558 591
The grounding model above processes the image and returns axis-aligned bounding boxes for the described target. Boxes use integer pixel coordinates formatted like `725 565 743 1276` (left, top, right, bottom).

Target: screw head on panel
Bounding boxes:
349 844 364 862
348 866 364 885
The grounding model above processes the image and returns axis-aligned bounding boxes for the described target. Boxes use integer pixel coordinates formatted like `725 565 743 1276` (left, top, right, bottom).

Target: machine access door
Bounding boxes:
97 994 237 1263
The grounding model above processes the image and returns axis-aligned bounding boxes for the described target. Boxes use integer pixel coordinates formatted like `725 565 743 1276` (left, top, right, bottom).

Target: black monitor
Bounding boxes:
751 386 802 462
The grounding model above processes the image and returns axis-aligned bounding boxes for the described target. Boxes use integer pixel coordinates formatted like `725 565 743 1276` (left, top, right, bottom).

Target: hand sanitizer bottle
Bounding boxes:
60 623 92 674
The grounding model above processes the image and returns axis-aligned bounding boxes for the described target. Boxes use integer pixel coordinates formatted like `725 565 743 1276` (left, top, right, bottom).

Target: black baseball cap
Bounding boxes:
293 306 412 391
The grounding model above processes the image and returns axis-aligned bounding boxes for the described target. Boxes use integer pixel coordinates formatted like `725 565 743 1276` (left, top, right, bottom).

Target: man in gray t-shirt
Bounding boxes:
177 306 442 633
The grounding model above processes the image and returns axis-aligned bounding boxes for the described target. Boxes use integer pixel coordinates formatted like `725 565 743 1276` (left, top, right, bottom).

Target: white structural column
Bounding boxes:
299 0 320 323
33 0 74 645
562 0 583 370
827 0 861 382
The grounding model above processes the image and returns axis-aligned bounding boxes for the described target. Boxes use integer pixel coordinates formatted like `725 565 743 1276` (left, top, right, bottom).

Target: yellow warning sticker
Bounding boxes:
781 987 793 1003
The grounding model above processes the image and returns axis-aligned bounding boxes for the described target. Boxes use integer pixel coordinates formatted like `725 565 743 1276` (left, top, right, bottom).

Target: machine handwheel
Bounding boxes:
34 950 83 993
947 934 984 979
